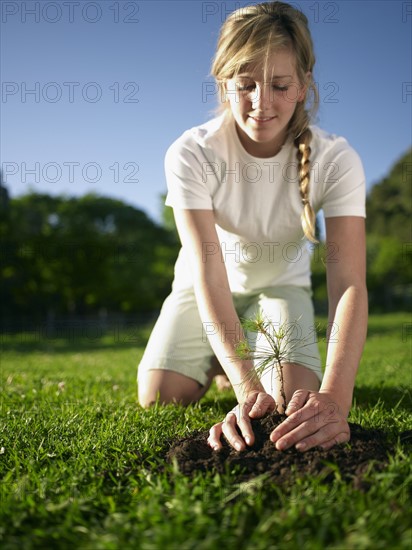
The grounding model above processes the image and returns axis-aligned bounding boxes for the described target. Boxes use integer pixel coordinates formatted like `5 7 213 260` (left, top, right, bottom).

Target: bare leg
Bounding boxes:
138 356 227 407
259 362 320 413
138 358 318 409
210 355 232 391
138 370 206 407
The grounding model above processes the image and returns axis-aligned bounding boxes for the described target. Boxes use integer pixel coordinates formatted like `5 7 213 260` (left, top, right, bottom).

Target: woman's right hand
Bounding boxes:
207 391 276 451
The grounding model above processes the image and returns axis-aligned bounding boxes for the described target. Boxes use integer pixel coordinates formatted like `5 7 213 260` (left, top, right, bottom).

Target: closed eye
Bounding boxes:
235 84 289 92
236 84 255 91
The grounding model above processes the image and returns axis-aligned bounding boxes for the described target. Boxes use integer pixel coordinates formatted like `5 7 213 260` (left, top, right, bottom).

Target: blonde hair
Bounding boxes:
210 1 319 242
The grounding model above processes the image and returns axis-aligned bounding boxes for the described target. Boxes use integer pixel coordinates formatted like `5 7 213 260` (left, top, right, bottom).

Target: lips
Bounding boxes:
249 115 276 122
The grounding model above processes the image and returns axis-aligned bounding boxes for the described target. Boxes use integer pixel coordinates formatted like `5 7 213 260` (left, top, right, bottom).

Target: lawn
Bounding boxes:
1 313 411 549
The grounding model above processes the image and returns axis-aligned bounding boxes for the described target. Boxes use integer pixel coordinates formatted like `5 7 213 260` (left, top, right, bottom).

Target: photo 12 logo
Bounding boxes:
200 1 340 24
201 79 339 105
2 82 140 104
201 160 340 185
2 161 140 184
201 240 339 265
1 1 140 24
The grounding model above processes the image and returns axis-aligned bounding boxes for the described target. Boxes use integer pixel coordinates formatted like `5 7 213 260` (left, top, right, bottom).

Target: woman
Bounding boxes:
138 1 368 454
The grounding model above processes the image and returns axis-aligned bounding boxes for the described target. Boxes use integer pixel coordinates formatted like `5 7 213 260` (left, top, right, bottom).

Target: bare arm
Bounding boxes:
173 208 265 401
269 216 368 451
320 215 368 415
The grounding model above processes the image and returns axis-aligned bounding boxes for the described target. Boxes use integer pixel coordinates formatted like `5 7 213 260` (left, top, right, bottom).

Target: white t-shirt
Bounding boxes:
165 112 366 293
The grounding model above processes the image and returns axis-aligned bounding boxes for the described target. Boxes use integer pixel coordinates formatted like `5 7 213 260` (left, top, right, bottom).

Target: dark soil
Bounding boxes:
166 412 403 490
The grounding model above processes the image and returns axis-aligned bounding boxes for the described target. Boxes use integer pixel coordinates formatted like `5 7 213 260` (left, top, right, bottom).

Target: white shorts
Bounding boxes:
137 285 323 387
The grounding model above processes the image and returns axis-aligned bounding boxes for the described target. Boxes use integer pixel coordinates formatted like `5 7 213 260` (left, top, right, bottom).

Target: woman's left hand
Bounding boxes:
270 389 350 452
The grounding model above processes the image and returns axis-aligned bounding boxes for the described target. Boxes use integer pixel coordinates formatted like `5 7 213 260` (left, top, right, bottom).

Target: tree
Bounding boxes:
1 192 180 322
366 148 412 242
365 147 412 310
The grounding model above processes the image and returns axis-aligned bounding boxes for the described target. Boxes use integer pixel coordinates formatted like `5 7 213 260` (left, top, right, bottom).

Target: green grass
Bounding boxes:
1 313 411 549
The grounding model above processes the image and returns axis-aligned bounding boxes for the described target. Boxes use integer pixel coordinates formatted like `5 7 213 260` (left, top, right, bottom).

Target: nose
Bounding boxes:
251 83 272 111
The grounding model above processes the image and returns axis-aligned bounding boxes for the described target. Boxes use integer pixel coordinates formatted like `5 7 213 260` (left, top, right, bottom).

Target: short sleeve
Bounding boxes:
320 143 366 218
164 134 214 210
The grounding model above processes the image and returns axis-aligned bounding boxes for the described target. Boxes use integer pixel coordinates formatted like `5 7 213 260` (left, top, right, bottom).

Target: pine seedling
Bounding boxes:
235 310 317 412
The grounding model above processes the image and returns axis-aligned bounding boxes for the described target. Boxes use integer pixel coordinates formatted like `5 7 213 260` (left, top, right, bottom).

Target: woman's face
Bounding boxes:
225 49 308 158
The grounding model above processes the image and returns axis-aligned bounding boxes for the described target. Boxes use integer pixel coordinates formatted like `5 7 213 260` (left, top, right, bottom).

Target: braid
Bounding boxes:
294 128 318 243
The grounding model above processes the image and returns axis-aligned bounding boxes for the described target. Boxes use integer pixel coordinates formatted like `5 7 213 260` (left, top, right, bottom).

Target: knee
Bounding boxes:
138 393 156 408
137 374 155 407
138 388 187 408
137 381 190 408
137 383 164 408
137 369 203 408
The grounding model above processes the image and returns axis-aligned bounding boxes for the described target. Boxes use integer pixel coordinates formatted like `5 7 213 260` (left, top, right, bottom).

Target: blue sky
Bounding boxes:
1 0 411 224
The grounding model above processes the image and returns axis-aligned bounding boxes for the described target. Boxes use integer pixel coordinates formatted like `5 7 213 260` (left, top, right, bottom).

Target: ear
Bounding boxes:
298 71 311 102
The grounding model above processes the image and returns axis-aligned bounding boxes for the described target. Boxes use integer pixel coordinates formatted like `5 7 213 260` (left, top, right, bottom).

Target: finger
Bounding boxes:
318 429 351 451
237 407 255 446
295 429 350 451
271 412 342 450
317 438 337 451
207 422 224 451
248 393 276 419
271 419 313 450
222 412 246 451
270 402 314 441
284 422 350 451
285 389 310 416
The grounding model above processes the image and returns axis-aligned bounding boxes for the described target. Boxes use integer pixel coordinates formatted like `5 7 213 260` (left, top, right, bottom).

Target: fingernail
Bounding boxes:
245 436 251 445
276 441 286 451
235 442 242 451
296 443 306 452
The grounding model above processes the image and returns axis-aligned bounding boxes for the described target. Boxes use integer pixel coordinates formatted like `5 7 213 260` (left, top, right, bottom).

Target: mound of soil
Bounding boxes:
166 412 399 490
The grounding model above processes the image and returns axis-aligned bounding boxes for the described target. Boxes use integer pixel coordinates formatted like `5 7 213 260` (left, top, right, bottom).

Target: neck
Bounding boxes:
235 123 288 158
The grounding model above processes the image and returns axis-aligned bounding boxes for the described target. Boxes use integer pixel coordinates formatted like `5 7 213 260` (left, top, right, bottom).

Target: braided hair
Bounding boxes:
295 127 317 242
